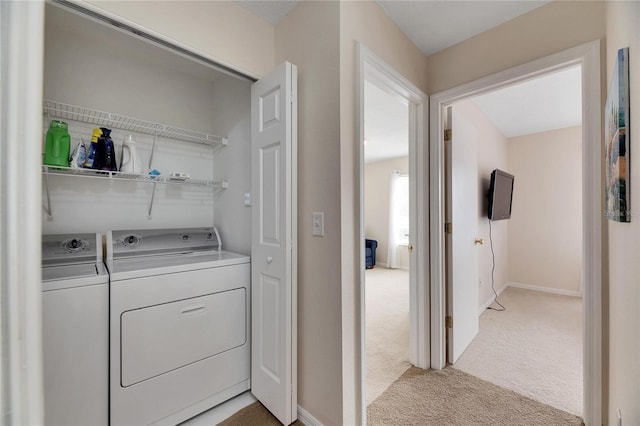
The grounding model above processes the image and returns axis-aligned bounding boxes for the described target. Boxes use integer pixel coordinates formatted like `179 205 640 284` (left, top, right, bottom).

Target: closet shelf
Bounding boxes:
42 165 229 189
43 100 228 147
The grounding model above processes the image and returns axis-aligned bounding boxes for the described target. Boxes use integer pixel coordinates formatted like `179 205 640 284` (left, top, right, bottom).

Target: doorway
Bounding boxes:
363 78 411 404
356 44 428 419
430 40 602 425
446 65 584 416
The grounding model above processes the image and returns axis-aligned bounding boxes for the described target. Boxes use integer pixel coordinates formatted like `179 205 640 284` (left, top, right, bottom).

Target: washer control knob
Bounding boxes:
206 233 213 240
124 235 139 247
182 234 190 241
64 238 84 252
266 256 273 264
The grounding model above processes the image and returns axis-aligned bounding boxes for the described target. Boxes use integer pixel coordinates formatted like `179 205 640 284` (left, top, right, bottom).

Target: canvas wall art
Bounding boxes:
605 47 631 222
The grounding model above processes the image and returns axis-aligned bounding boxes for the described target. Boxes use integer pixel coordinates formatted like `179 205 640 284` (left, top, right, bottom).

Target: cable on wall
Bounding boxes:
487 219 505 311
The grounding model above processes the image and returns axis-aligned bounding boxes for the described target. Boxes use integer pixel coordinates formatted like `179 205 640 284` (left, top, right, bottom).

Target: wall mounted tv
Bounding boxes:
488 169 515 221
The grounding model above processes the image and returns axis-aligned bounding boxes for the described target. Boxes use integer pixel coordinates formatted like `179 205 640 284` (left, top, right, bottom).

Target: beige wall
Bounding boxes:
452 100 509 310
84 0 275 78
275 3 343 425
508 126 583 294
339 2 428 422
364 157 409 266
427 1 606 94
605 1 640 424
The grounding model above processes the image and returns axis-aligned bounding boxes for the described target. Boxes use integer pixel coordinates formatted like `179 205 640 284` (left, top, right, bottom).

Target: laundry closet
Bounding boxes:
42 4 251 247
40 3 296 426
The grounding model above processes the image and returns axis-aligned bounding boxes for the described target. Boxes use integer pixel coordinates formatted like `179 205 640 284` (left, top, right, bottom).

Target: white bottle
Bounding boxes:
120 135 141 174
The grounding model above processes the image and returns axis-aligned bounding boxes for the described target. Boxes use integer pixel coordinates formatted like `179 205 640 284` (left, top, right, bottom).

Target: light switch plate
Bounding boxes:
312 212 324 236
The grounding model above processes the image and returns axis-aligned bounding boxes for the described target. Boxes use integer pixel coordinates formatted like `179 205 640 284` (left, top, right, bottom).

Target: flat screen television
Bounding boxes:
488 169 515 221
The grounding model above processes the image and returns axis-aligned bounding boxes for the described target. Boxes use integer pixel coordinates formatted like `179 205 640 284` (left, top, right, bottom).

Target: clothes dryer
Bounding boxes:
106 227 250 425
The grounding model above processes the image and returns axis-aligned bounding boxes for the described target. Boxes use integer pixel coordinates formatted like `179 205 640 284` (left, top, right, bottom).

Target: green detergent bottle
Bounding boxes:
43 120 71 167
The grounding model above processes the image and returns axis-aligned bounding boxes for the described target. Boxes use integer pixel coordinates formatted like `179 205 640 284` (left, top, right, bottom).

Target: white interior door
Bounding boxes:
251 62 297 425
446 106 479 364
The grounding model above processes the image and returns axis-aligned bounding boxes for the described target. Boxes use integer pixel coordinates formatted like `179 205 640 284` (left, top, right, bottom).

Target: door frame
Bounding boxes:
356 44 429 422
0 0 46 423
429 40 602 425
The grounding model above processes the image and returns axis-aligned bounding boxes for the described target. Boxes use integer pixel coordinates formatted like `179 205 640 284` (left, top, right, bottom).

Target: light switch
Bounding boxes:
312 212 324 236
244 192 251 207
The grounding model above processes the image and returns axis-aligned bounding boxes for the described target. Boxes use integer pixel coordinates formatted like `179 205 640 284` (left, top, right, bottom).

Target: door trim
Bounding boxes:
0 0 46 423
356 44 429 423
429 40 602 425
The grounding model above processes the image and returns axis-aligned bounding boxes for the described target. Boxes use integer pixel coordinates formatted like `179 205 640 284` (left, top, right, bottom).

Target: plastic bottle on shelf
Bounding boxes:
99 127 117 171
120 135 141 174
84 128 102 169
43 120 71 167
69 138 87 169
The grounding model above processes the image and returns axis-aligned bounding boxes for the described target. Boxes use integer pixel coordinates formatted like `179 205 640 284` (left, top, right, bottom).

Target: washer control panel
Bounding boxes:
42 233 100 266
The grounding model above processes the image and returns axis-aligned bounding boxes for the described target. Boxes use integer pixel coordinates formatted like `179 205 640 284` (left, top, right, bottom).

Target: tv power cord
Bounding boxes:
487 219 505 312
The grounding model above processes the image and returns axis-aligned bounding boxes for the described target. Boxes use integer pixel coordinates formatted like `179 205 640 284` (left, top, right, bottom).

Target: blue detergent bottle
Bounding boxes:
99 127 117 171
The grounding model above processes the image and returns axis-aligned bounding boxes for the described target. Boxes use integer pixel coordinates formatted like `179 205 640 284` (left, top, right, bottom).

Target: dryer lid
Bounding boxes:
42 263 99 281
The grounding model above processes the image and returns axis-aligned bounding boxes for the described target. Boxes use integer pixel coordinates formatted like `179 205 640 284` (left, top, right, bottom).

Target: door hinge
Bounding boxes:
445 222 452 234
446 315 453 328
444 129 452 141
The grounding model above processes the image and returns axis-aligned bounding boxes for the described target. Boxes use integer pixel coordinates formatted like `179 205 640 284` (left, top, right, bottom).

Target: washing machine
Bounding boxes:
41 233 109 426
106 227 251 425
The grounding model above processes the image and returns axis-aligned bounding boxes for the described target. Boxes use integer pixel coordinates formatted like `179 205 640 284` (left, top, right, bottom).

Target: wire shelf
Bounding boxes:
42 165 228 188
43 100 228 147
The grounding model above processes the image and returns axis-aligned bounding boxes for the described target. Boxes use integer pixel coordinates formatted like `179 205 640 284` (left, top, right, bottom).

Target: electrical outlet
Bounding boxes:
617 408 622 426
244 192 251 207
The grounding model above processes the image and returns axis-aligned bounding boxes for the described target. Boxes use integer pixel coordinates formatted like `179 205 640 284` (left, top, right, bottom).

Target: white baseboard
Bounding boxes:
507 281 582 297
298 405 323 426
479 284 508 315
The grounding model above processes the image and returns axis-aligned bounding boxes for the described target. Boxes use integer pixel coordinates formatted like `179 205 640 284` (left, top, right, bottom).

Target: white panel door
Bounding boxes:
446 106 479 364
251 62 297 425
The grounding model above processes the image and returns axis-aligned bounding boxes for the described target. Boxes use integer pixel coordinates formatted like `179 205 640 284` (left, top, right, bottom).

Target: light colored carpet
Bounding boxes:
367 366 584 425
454 287 583 416
365 267 411 404
216 402 303 426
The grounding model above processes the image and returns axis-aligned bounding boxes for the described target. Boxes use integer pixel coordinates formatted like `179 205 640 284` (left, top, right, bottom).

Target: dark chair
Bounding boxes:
365 239 378 269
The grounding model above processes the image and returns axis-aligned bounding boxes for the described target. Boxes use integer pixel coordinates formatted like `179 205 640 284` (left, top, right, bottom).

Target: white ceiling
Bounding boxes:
364 80 409 163
470 66 582 138
235 0 299 25
237 1 550 56
375 1 550 56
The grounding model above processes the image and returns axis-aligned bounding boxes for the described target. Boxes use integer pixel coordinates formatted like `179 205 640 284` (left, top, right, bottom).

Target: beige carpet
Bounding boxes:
216 402 303 426
367 366 583 425
365 267 411 404
454 287 583 416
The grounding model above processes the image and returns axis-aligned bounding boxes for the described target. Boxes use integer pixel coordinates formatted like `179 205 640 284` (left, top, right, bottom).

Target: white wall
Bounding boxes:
42 5 233 235
452 100 509 310
210 74 252 256
364 157 408 267
83 0 275 79
605 2 640 424
507 126 583 294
